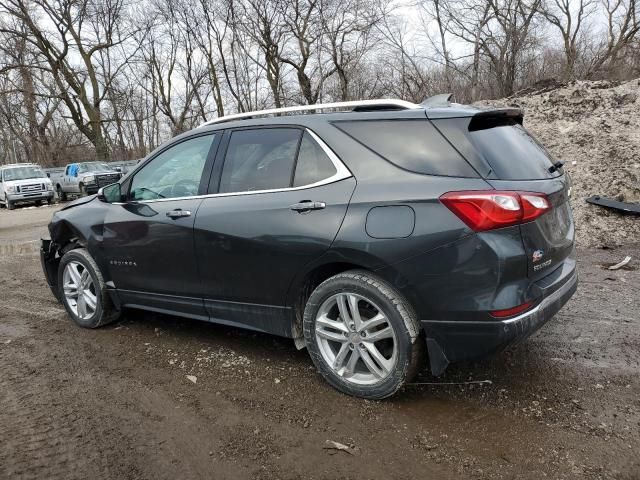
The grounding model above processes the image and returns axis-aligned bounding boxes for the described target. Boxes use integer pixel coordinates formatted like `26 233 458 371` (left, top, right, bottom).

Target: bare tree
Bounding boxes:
542 0 596 79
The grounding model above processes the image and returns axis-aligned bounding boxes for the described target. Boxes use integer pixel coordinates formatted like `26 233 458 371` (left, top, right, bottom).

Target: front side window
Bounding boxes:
219 128 301 193
130 134 215 201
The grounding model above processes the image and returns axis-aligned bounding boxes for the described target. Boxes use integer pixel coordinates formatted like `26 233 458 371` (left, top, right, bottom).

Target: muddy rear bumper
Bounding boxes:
421 268 578 375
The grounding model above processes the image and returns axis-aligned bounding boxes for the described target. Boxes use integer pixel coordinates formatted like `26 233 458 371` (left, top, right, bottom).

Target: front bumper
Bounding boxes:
422 267 578 375
40 238 61 302
8 191 54 202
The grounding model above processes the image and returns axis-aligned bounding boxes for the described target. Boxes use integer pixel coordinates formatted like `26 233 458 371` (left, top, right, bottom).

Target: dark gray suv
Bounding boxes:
40 98 577 399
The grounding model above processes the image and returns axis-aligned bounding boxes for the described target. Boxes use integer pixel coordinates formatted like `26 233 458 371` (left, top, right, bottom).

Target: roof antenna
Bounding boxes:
420 93 453 108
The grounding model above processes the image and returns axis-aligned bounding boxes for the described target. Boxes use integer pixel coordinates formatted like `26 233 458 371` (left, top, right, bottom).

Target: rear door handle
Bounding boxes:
290 201 326 212
166 209 191 219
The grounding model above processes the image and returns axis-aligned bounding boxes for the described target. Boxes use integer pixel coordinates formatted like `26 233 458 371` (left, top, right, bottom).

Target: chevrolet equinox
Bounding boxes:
41 97 577 399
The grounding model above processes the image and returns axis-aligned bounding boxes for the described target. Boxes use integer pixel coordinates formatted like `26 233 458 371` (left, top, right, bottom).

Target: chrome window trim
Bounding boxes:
130 128 352 204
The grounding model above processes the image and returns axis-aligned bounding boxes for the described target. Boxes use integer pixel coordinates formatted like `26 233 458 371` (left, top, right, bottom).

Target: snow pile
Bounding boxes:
486 79 640 248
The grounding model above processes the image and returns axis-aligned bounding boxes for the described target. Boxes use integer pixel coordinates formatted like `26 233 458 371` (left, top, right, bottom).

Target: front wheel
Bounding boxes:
58 248 120 328
57 186 67 202
303 270 424 399
6 198 14 210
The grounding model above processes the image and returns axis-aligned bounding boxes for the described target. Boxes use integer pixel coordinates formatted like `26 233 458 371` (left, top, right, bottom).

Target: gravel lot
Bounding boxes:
1 205 639 479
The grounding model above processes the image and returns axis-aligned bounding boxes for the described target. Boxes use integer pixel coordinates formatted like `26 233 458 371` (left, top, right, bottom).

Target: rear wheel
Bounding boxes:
58 249 120 328
303 270 423 399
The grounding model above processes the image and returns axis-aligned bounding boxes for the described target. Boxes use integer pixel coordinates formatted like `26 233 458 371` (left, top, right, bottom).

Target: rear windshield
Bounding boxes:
333 119 478 178
433 117 560 180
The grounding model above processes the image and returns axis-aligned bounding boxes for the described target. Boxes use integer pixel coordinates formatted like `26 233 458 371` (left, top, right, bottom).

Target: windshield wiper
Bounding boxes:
548 161 564 174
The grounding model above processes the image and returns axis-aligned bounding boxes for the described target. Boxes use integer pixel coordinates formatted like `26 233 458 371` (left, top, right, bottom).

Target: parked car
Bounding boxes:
0 163 54 209
50 161 122 200
40 98 577 399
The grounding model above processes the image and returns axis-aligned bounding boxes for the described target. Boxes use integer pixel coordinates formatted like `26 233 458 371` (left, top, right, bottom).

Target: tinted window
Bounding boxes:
434 117 559 180
334 119 477 177
130 134 214 200
293 132 337 187
219 128 301 193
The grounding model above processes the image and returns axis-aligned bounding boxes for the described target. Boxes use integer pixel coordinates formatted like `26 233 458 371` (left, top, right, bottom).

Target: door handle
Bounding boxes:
290 201 326 212
166 209 191 219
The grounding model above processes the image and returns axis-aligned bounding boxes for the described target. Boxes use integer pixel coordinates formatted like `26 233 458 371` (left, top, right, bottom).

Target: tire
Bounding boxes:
57 186 67 201
46 198 53 205
303 270 424 399
57 248 120 328
7 199 14 210
79 183 86 197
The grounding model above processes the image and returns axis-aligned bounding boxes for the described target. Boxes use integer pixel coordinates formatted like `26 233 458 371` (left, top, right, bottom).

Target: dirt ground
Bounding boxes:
0 205 639 480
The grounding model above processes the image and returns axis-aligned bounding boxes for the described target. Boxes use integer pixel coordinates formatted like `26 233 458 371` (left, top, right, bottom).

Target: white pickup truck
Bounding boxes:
51 162 122 200
0 163 54 210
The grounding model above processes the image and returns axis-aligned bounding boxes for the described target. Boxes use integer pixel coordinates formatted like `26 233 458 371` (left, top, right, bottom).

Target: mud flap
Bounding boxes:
426 337 449 376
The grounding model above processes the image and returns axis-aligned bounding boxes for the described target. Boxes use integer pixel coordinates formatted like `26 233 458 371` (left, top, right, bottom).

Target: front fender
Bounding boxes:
48 197 111 281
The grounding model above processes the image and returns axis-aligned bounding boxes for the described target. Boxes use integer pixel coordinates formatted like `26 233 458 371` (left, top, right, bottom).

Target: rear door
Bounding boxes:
194 127 355 334
433 115 574 280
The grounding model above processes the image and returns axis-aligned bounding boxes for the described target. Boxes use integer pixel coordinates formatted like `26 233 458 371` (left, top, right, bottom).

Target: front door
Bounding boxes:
102 133 218 319
194 127 355 334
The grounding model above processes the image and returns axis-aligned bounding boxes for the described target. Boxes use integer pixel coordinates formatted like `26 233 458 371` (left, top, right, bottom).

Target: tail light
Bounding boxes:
440 190 551 232
490 301 534 318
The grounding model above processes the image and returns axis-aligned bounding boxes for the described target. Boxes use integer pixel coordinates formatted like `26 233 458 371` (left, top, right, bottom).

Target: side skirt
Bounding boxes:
113 289 294 338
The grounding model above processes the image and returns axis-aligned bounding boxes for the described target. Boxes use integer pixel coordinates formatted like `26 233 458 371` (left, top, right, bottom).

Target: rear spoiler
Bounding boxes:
469 107 524 131
473 107 523 122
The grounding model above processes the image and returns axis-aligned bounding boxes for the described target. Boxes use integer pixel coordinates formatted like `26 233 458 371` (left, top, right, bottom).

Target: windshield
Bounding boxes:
78 163 111 173
2 166 46 181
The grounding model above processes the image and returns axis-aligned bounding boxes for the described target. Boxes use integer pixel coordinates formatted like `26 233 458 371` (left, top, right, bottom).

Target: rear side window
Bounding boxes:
293 132 337 187
434 117 560 180
334 119 477 177
219 128 301 193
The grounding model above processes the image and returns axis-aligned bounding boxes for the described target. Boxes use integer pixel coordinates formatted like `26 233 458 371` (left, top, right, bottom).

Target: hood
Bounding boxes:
60 194 97 211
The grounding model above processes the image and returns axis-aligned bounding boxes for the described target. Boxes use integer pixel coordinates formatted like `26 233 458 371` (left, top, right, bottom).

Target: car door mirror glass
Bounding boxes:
98 183 121 203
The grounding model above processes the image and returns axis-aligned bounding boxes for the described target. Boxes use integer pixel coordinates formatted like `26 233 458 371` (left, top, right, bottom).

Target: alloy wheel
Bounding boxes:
62 261 97 320
315 292 397 385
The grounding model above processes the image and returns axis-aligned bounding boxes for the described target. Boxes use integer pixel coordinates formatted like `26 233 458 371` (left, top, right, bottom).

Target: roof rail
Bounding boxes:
200 99 420 127
420 93 453 108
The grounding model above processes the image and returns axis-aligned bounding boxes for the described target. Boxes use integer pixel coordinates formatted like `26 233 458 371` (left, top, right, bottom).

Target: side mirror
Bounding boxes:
114 167 122 172
97 183 122 203
46 173 51 178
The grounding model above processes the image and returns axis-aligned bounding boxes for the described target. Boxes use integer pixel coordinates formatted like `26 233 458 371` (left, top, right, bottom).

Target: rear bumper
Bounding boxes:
421 267 578 375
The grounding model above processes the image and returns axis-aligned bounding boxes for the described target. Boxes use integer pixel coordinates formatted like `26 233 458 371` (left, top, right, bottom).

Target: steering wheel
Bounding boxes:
171 178 199 197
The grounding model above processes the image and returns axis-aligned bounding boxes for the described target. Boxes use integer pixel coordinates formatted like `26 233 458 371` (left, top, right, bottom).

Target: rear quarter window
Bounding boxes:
333 119 478 178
